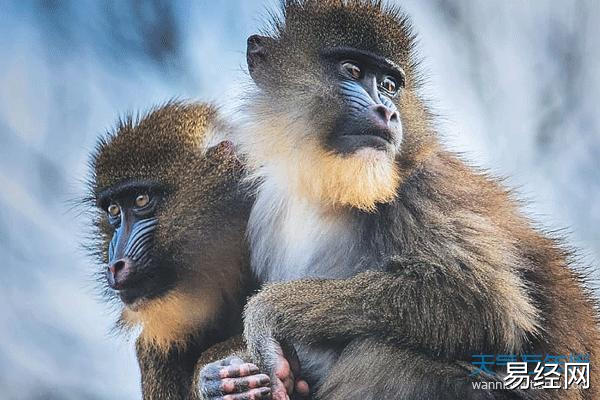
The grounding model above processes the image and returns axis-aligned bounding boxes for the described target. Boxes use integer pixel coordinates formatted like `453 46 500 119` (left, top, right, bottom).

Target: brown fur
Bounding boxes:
137 336 248 400
93 102 219 192
88 101 254 399
121 276 223 352
232 1 600 399
239 0 436 210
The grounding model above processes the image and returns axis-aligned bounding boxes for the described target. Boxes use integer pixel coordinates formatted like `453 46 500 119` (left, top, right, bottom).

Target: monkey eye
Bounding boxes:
107 204 120 217
380 76 398 95
341 61 362 80
135 194 150 208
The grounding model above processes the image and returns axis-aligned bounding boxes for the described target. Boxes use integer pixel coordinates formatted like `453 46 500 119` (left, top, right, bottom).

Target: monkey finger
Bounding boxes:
201 362 228 381
202 375 271 399
221 375 271 393
201 355 245 379
273 359 295 395
280 341 301 378
273 356 291 380
223 356 247 366
282 375 295 396
219 363 261 379
270 377 291 400
202 360 259 381
294 379 310 397
220 386 272 400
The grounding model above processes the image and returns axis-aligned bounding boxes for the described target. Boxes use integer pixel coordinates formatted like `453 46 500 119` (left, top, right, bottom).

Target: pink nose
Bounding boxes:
107 258 135 289
369 104 399 126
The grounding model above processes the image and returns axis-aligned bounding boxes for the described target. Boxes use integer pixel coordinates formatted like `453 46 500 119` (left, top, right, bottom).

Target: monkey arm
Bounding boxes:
244 261 539 370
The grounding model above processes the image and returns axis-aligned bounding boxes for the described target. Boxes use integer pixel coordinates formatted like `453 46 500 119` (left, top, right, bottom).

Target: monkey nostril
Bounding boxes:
107 258 135 289
109 260 126 275
371 104 398 125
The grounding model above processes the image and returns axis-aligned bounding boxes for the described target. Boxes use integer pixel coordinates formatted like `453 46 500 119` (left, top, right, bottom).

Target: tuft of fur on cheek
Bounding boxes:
238 103 400 212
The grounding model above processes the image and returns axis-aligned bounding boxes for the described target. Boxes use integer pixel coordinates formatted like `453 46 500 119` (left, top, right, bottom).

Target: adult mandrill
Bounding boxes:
87 102 263 400
200 1 600 400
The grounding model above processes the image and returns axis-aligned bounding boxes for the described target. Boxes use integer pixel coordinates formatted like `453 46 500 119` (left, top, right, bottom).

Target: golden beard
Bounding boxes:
119 278 223 352
240 111 400 212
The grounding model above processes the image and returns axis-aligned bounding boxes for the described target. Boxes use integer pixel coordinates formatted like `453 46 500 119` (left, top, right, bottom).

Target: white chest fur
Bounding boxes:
248 177 360 283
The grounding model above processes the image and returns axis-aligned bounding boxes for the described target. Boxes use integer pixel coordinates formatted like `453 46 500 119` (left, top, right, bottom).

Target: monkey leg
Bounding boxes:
315 338 538 400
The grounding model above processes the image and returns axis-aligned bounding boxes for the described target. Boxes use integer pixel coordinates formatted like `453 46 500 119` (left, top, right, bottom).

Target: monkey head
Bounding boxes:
241 0 436 211
88 102 250 347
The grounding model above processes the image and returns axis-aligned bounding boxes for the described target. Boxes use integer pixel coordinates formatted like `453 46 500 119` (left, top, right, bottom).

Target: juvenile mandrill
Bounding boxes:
88 102 259 399
200 1 600 400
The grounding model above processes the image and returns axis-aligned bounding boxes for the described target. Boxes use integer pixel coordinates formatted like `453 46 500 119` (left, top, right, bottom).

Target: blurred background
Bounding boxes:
1 1 598 398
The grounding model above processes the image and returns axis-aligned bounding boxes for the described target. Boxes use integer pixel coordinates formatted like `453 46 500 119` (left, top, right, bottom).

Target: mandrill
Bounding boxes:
87 101 260 400
199 1 600 400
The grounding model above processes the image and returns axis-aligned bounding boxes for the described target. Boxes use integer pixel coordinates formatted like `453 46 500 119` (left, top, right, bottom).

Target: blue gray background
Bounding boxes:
1 1 598 398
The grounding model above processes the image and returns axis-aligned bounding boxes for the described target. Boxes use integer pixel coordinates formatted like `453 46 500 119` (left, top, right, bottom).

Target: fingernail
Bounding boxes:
260 375 270 385
260 387 271 399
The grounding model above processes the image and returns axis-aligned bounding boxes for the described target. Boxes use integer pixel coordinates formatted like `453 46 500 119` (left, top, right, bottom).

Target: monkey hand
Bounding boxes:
258 339 309 400
198 355 272 400
244 297 310 399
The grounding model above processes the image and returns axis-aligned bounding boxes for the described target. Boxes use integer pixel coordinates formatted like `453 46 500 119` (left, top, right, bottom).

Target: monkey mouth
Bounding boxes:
330 116 396 155
117 286 148 305
113 267 175 307
337 128 394 153
353 127 393 144
117 285 171 311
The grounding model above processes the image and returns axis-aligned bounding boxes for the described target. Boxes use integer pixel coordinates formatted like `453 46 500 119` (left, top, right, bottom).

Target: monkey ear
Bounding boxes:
205 140 243 171
246 35 274 84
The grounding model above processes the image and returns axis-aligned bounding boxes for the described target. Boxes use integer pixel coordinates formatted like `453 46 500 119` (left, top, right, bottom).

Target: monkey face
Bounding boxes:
244 31 413 210
97 182 176 310
239 1 437 211
322 48 405 157
248 38 405 158
243 0 422 165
